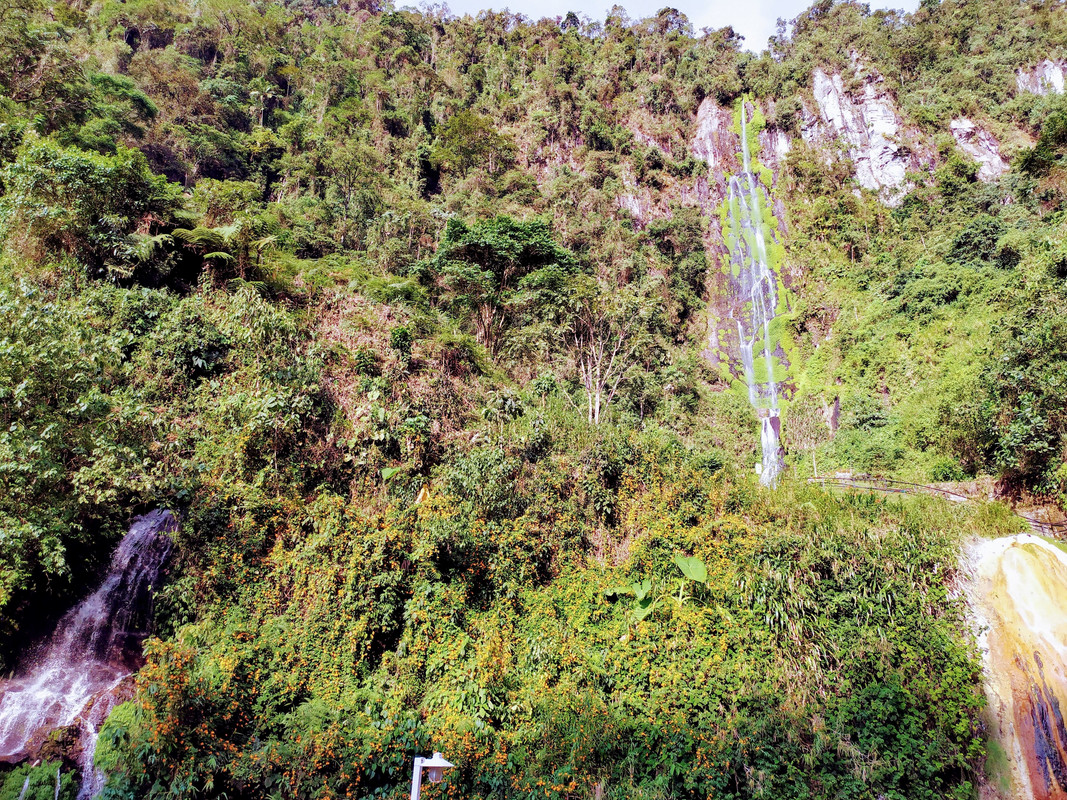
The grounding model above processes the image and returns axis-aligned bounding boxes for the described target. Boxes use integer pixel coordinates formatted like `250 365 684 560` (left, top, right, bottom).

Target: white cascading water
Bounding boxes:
726 101 783 486
0 510 175 799
966 534 1067 800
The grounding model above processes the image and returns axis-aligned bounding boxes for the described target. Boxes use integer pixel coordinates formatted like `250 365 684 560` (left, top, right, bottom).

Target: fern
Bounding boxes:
172 226 227 251
129 233 173 263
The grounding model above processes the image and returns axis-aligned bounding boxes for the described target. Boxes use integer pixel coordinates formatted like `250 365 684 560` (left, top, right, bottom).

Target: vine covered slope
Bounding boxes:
0 0 1065 797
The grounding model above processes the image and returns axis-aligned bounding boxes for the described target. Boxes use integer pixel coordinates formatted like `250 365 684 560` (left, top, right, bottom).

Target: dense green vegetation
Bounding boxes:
783 101 1067 490
0 0 1064 797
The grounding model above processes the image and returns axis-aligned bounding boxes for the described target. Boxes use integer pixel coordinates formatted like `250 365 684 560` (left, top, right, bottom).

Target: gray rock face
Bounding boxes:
690 96 737 176
690 96 790 201
805 67 910 195
950 118 1008 181
1016 59 1066 95
627 123 669 155
614 170 701 229
758 126 792 172
616 189 645 222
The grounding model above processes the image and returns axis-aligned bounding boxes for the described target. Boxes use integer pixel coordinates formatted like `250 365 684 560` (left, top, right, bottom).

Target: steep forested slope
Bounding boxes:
0 0 1064 797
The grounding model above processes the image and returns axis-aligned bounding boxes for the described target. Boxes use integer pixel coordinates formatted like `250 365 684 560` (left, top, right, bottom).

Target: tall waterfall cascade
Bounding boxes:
0 510 175 799
966 534 1067 800
723 101 784 486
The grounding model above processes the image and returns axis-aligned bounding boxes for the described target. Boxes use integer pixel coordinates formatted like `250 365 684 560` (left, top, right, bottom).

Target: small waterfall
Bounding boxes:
725 101 783 485
0 510 175 798
966 534 1067 799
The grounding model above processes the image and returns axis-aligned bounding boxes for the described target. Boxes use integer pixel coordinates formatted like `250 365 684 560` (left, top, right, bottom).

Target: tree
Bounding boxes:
428 216 578 358
568 279 651 425
430 110 516 176
59 74 159 154
0 0 89 131
0 137 180 280
985 283 1067 489
324 139 383 250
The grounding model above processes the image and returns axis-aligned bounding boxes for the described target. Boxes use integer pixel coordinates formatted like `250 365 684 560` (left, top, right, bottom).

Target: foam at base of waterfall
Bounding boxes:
0 510 175 797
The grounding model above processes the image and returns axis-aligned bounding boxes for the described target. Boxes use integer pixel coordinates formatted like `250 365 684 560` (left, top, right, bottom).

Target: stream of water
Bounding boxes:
967 534 1067 799
0 510 175 798
726 102 783 486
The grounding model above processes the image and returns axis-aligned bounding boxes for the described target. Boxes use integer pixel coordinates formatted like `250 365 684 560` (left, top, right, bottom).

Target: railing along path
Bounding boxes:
808 476 1067 536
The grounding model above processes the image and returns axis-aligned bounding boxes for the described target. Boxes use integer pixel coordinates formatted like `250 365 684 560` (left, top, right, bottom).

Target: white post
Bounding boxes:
410 757 424 800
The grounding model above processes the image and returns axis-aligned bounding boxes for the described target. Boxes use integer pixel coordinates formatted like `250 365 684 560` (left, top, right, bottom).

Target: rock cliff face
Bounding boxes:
689 96 738 265
615 171 702 229
612 115 701 228
1016 59 1066 95
692 67 932 205
691 97 740 181
639 55 1045 384
950 118 1009 181
690 96 790 217
802 66 924 200
757 124 792 180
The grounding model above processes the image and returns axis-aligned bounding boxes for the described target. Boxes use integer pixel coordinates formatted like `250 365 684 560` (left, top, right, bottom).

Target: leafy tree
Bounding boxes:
985 285 1067 489
949 214 1005 267
427 216 579 357
1 137 180 281
0 0 88 131
431 110 516 176
324 138 383 249
58 74 159 155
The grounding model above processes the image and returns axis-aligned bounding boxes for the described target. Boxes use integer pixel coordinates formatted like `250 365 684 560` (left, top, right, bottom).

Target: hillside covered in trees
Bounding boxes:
0 0 1066 797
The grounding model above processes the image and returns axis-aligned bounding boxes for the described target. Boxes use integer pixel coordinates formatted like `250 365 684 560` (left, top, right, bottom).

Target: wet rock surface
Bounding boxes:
965 535 1067 800
0 511 175 797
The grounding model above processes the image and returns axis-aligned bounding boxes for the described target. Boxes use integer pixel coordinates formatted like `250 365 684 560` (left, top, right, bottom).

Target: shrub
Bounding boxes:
841 393 888 432
949 215 1006 266
930 456 966 482
389 325 413 359
352 346 379 375
147 297 230 379
0 137 180 280
440 446 523 520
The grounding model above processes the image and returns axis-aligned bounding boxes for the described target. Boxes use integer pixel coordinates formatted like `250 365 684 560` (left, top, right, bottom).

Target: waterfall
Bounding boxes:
0 510 175 798
725 101 783 486
966 534 1067 799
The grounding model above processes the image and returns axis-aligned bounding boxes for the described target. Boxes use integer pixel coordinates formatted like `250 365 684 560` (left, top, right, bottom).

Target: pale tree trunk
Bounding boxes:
478 303 497 356
572 301 638 426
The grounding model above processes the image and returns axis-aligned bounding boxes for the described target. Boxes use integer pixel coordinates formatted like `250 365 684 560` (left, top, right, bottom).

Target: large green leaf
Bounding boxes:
631 578 653 601
632 597 658 621
674 556 707 584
